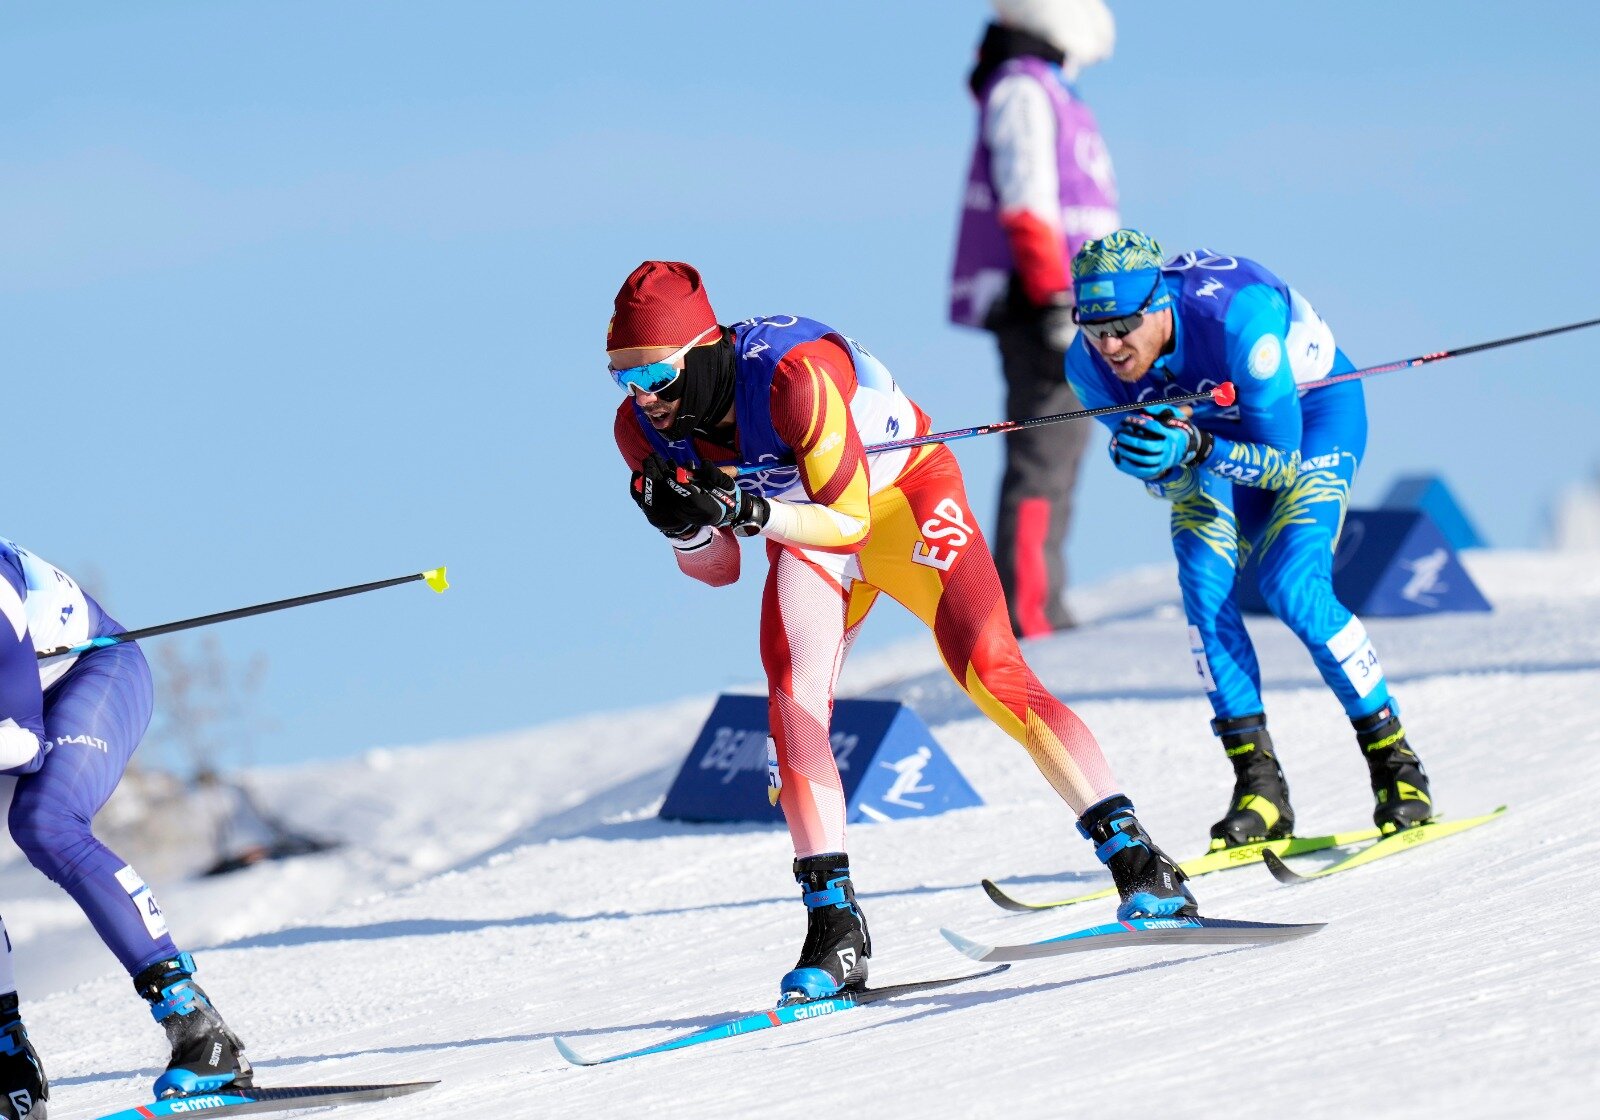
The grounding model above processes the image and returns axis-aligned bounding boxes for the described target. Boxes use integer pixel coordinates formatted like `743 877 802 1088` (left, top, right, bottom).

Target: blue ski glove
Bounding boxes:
1111 405 1213 480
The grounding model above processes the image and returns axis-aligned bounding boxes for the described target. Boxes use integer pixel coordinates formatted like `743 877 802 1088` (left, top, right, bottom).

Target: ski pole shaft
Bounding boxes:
731 383 1237 477
36 567 450 661
1295 315 1600 394
724 314 1598 478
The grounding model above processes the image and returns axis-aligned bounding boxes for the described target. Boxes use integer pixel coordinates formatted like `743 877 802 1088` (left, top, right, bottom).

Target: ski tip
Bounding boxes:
385 1081 442 1095
554 1035 598 1066
1261 849 1308 885
939 962 1011 985
980 879 1033 913
423 566 450 593
939 927 991 961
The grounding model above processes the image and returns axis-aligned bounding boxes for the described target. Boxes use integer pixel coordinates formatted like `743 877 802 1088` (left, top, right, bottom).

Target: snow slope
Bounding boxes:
11 551 1600 1119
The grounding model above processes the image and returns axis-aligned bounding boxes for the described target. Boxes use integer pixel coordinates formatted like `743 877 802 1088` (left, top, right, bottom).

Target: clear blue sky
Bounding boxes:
4 1 1596 769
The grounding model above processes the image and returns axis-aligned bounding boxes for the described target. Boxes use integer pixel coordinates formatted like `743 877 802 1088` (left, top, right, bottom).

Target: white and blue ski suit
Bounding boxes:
1065 252 1393 724
0 537 174 978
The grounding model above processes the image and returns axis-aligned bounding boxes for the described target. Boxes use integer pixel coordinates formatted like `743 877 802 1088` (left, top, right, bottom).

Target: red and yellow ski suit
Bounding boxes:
617 334 1119 855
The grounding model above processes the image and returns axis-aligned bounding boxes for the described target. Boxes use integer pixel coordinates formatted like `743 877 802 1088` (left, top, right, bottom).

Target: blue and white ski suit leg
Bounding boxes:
1 537 178 978
9 642 176 974
1178 372 1392 723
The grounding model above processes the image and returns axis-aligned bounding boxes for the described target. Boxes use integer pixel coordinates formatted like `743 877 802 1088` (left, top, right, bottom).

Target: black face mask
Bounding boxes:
664 329 737 445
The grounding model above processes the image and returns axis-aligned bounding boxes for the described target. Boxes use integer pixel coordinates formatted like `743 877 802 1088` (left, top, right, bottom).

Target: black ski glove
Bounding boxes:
630 454 702 539
679 462 771 537
630 456 771 538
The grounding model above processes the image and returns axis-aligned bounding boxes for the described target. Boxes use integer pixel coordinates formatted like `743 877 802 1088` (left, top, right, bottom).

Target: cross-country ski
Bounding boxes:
88 1080 438 1120
554 966 1009 1067
981 826 1383 911
1261 807 1508 884
941 915 1326 964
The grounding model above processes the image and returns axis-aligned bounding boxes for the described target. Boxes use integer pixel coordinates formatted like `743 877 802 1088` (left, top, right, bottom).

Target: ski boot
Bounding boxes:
777 853 871 1005
133 954 253 1099
1208 714 1295 850
1354 705 1433 833
0 993 48 1120
1078 795 1199 920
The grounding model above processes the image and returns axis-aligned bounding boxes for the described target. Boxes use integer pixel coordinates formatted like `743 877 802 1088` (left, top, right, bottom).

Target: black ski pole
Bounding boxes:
727 315 1598 477
1295 315 1600 394
36 567 449 660
731 383 1238 477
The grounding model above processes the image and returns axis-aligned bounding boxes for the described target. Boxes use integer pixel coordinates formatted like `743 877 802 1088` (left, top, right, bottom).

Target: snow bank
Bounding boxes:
11 552 1597 1119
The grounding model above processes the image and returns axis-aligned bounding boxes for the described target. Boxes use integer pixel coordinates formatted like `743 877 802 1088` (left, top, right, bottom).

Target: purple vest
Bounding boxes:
949 57 1120 329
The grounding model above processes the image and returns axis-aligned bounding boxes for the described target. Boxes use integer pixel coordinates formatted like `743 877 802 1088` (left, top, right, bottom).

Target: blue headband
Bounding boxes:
1072 268 1173 321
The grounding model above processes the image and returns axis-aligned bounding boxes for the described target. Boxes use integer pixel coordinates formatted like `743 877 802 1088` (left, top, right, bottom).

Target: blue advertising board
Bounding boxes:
1238 508 1491 617
658 694 982 824
1381 474 1487 550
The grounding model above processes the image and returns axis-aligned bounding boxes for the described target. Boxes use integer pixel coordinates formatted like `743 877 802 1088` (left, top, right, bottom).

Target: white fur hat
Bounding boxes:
990 0 1115 71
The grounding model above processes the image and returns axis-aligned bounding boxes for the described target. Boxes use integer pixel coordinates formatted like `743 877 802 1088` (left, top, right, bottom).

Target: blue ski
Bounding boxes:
554 965 1010 1066
89 1080 437 1119
942 914 1326 963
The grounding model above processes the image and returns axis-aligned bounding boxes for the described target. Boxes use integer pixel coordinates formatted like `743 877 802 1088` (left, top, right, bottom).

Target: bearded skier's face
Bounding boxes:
1085 307 1173 383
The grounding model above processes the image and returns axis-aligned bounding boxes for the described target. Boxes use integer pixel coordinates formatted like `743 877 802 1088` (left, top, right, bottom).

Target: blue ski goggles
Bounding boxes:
608 326 719 395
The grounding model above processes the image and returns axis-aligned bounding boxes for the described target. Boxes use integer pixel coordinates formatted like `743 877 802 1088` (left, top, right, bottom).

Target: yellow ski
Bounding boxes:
1262 806 1508 883
982 826 1382 912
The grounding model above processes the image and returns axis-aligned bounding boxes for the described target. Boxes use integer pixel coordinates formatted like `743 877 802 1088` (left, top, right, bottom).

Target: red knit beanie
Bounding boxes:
606 261 719 353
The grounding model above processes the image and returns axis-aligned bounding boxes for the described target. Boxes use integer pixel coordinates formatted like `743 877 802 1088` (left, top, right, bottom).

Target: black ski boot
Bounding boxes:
777 853 871 1005
0 993 47 1120
1354 705 1433 833
1078 795 1199 920
1208 714 1295 850
133 954 252 1099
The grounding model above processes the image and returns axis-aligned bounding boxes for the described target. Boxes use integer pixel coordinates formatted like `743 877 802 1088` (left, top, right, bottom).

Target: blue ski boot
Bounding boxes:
1078 795 1199 920
1208 713 1295 850
0 992 48 1120
133 954 252 1099
777 853 871 1006
1355 705 1433 833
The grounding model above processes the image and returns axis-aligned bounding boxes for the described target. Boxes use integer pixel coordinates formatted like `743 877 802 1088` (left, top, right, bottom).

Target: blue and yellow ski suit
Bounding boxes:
1066 251 1392 724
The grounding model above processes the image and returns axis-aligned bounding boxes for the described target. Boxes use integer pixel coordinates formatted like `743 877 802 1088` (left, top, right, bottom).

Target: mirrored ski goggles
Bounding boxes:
607 326 719 395
1073 275 1164 341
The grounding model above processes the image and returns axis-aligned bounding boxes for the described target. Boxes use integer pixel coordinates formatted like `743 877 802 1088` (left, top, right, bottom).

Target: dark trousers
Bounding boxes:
991 322 1089 636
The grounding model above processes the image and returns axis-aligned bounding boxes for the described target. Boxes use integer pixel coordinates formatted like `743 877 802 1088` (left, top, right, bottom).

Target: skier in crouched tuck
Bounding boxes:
1063 229 1434 850
606 260 1199 1006
0 538 252 1117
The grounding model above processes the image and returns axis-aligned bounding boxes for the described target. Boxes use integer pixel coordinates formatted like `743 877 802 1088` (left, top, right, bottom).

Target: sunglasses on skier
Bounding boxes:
608 326 720 396
1073 275 1165 341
